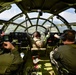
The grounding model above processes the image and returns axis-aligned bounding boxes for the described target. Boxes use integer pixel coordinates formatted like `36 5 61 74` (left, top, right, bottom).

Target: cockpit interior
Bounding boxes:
0 0 76 75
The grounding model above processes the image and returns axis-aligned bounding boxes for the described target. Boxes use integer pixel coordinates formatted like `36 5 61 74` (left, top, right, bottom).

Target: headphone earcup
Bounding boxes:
60 33 67 41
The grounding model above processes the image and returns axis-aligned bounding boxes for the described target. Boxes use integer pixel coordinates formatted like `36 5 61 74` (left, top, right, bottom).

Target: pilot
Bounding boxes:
0 31 23 74
50 29 76 75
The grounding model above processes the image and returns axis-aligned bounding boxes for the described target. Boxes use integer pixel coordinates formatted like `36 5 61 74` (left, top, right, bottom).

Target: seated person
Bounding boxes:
0 31 23 75
50 29 76 75
31 31 58 49
31 31 46 64
32 31 43 48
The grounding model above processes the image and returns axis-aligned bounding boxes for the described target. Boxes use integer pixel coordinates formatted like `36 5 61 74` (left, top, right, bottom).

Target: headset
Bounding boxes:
60 32 67 41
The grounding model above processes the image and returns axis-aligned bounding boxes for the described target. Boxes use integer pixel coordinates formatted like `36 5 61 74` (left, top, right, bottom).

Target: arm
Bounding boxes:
53 50 61 61
50 48 61 68
43 32 50 46
0 42 23 74
3 42 23 64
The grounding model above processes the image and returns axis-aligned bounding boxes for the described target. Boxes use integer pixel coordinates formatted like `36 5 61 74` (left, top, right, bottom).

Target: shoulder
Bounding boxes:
33 38 41 42
58 45 70 49
55 45 71 55
55 45 67 52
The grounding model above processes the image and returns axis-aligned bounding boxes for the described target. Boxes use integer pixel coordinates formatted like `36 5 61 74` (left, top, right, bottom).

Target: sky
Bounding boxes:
60 8 76 23
0 4 76 33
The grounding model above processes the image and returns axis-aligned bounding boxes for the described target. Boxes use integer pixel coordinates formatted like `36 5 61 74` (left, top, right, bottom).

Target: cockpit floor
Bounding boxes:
23 50 58 75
